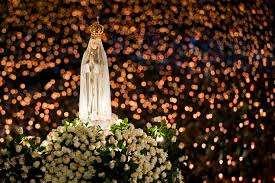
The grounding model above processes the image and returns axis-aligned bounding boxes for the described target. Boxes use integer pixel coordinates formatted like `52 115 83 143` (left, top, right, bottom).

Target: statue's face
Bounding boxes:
91 39 99 50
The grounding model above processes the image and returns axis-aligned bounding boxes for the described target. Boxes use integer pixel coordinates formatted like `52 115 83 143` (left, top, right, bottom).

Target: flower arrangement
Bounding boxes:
40 118 176 182
0 118 184 182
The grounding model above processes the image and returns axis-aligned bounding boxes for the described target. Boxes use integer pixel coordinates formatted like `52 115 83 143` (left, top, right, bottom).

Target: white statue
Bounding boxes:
79 18 116 129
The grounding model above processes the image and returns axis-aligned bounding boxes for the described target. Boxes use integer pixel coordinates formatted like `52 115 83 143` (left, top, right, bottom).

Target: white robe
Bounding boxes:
79 37 112 127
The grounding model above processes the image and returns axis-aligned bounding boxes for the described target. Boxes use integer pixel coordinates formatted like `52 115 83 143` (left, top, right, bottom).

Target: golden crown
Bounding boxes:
89 17 104 38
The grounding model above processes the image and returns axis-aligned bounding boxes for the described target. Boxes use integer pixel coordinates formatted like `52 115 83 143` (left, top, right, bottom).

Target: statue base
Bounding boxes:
85 113 119 130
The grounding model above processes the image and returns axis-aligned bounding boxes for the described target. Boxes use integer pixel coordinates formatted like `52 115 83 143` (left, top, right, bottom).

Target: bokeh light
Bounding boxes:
0 0 274 182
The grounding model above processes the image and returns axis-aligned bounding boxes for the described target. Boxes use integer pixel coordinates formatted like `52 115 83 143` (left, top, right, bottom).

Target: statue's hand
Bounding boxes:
89 63 94 72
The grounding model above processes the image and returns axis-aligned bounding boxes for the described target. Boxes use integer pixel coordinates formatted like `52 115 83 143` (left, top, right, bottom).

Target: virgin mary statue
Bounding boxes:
79 18 114 129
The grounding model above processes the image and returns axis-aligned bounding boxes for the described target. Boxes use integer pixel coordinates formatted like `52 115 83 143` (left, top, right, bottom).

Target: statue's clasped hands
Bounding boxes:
90 62 100 74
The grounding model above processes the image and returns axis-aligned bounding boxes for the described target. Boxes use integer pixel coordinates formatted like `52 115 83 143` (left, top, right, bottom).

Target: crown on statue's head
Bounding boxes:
89 16 104 38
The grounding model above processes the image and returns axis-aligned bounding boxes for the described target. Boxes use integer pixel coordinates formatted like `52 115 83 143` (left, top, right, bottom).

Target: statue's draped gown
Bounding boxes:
79 37 112 123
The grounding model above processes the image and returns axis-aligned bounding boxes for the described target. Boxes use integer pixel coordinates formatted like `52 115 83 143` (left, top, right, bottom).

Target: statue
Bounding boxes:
79 17 115 129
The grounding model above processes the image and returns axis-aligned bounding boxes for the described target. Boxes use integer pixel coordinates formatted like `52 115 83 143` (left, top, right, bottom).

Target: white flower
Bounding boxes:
16 127 24 134
15 145 22 153
161 172 167 178
73 141 80 148
124 164 130 171
109 136 116 144
153 172 159 180
78 167 85 173
156 136 164 143
57 126 65 133
67 126 74 132
131 172 138 179
171 136 177 142
75 171 82 179
54 143 61 150
117 119 123 124
63 156 70 164
46 155 53 161
88 144 95 150
146 122 152 128
110 150 115 158
120 154 126 162
69 163 77 170
95 156 102 163
165 161 172 170
98 172 105 178
9 176 16 182
80 144 86 151
109 160 116 169
54 151 63 157
33 161 40 168
41 119 172 182
83 171 93 179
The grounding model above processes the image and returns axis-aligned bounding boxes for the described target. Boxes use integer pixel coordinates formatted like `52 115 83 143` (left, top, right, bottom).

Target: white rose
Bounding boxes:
55 151 63 157
94 142 101 149
171 136 177 142
57 126 65 133
54 143 61 150
46 155 53 161
89 144 95 150
33 161 40 168
16 127 24 134
80 144 86 151
56 157 62 164
153 172 159 180
67 170 74 179
69 163 77 170
79 167 85 173
75 171 82 179
131 172 138 179
83 171 93 179
138 172 143 179
146 123 152 128
161 172 167 178
96 156 102 163
110 150 115 158
98 172 105 178
67 126 74 132
124 164 130 171
109 160 115 169
22 165 28 173
165 162 172 170
15 145 22 153
63 156 70 164
46 144 53 152
120 154 126 162
59 176 66 182
73 141 80 148
109 136 116 144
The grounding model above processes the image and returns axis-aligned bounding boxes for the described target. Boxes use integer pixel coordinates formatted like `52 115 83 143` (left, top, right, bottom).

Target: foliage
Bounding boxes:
110 118 130 133
0 127 43 182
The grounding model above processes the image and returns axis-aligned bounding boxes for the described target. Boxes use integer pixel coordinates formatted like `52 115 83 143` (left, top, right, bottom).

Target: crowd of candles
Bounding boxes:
0 0 274 182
